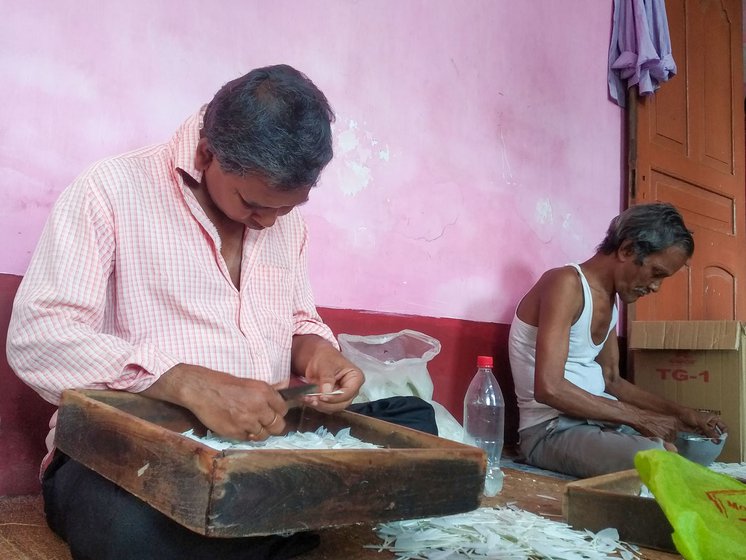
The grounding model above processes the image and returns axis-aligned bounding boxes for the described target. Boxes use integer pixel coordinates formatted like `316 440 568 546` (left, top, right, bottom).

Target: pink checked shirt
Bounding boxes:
7 108 336 459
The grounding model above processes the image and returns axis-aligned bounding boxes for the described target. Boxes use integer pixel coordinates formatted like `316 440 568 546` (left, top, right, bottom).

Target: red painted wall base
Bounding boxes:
318 307 518 444
0 274 57 496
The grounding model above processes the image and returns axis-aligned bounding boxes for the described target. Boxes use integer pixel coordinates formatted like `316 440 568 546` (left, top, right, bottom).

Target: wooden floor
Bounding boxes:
0 468 681 559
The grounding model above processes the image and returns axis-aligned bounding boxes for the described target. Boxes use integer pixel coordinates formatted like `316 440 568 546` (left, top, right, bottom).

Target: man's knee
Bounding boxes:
348 396 437 435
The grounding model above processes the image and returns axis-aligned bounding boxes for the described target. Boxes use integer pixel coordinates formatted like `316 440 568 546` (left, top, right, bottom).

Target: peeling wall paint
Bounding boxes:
1 0 623 324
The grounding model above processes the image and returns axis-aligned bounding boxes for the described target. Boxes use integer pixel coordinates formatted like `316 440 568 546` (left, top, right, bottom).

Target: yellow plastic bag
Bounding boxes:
635 449 746 560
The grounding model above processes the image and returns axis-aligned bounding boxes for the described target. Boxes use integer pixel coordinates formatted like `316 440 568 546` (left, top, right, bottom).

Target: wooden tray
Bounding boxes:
563 469 675 553
55 389 485 537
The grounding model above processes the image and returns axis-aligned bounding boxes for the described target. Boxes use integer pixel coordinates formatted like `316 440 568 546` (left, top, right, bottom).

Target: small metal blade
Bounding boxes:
278 384 319 408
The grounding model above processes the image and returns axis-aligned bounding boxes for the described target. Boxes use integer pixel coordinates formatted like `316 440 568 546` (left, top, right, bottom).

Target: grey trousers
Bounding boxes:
519 416 666 479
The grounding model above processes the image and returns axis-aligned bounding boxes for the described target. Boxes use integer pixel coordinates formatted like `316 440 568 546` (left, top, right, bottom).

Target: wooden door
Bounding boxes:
630 0 746 321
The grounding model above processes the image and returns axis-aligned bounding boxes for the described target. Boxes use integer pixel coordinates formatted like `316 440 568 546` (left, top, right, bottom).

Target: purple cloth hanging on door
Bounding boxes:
608 0 677 107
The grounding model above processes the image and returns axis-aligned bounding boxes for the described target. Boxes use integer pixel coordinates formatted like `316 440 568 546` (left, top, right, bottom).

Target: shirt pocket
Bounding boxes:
245 264 294 351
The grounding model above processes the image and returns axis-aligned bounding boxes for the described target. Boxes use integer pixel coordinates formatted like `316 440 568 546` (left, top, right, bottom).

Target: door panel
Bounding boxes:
704 266 736 318
702 2 734 172
631 0 746 321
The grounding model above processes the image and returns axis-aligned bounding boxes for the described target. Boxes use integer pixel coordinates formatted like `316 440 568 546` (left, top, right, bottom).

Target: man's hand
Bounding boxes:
678 407 728 440
291 335 364 413
142 364 288 441
631 409 681 442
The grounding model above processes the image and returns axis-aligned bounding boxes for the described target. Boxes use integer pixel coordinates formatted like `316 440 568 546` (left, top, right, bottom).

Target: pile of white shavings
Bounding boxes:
638 484 654 499
709 461 746 481
371 505 640 560
181 426 382 451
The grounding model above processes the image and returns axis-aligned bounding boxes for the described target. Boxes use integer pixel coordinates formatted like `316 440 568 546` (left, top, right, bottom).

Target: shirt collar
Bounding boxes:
171 104 207 186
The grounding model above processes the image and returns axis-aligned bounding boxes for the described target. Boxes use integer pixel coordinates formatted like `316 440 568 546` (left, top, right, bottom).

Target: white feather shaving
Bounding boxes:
370 505 640 560
709 461 746 480
181 426 381 451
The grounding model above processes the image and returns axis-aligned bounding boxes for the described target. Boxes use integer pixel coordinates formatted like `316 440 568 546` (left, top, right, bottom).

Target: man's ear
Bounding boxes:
194 138 214 172
617 240 636 262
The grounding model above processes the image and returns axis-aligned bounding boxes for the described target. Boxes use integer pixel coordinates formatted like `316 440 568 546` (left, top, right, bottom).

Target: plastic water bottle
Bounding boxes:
463 355 505 496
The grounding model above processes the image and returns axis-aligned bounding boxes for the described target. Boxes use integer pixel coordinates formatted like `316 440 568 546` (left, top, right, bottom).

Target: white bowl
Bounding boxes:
674 431 727 466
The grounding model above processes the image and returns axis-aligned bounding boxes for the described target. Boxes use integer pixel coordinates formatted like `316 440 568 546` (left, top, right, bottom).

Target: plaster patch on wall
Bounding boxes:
356 145 373 162
535 198 553 224
337 120 359 153
342 161 372 196
378 145 390 161
332 116 387 196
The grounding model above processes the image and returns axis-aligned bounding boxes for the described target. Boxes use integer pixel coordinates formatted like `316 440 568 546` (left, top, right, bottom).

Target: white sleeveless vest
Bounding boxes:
509 264 619 431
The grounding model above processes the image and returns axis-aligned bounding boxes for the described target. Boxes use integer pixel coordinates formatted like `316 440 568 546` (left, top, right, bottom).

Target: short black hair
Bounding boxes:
202 64 335 190
597 203 694 263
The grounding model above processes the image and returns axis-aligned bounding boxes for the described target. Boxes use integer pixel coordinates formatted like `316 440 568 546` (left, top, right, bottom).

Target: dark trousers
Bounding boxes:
43 396 437 560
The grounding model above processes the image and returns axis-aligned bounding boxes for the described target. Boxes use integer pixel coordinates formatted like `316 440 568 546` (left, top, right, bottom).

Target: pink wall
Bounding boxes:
1 1 623 324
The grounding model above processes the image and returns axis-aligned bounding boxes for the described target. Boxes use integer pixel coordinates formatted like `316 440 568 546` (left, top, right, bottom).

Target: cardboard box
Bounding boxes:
55 389 485 537
563 469 675 552
629 320 745 462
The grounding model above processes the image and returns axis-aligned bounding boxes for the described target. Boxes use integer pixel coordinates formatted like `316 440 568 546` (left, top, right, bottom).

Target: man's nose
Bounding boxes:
254 208 280 228
649 280 662 293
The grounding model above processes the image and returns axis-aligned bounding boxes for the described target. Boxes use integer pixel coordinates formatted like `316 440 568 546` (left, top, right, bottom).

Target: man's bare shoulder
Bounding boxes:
517 266 583 325
535 265 582 294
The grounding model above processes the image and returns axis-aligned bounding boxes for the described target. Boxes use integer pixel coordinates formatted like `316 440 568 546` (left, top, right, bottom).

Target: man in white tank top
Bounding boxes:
509 203 727 478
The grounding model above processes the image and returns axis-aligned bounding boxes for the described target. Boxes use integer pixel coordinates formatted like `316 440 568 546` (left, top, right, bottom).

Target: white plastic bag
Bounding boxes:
338 329 464 442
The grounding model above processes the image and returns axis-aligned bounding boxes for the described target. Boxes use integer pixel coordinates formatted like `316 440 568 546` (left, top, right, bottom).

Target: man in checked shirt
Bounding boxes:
8 64 436 559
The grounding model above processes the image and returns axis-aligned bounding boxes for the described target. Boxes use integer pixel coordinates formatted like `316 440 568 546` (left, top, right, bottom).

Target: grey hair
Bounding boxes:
597 203 694 263
202 64 335 190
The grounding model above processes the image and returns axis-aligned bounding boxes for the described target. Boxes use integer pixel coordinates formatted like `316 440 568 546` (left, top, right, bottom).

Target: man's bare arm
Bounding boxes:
598 334 726 438
529 269 679 440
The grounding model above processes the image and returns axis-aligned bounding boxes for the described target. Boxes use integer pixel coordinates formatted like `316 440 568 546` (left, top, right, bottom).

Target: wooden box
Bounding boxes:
55 389 485 537
563 469 675 553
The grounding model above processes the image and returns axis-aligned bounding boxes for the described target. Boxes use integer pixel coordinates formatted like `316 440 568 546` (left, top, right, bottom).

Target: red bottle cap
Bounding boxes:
477 355 493 368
